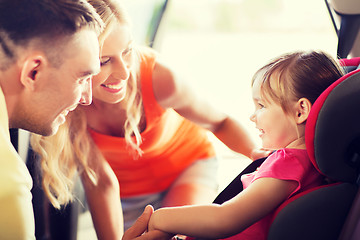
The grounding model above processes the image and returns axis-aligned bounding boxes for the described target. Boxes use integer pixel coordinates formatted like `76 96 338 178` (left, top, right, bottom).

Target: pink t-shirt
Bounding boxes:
221 148 323 240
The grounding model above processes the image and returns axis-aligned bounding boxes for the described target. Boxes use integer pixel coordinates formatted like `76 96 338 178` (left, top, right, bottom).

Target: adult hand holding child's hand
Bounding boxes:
123 205 173 240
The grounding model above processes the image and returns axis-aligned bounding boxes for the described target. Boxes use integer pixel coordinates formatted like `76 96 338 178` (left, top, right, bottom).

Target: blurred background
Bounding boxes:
143 0 337 188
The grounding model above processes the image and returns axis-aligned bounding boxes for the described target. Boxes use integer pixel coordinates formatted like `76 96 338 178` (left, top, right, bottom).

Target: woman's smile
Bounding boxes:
101 81 125 93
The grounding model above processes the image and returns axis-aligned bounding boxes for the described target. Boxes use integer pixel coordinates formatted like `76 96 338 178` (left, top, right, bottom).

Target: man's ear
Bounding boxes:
295 97 312 124
20 55 47 91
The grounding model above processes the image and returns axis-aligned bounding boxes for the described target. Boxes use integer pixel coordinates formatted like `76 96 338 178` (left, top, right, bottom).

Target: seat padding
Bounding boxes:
305 69 360 183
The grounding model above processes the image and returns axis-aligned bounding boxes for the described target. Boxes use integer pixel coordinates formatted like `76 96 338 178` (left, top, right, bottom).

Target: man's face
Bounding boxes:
19 29 100 136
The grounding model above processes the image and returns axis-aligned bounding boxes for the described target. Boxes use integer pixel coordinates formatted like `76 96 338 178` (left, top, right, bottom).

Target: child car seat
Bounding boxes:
325 0 360 58
214 58 360 240
268 58 360 240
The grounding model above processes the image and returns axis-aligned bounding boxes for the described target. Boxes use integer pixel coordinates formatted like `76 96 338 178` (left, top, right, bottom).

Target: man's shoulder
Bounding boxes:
0 133 32 197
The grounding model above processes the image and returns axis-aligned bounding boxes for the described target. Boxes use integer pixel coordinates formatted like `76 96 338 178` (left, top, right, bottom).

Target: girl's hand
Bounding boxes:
135 230 173 240
122 205 173 240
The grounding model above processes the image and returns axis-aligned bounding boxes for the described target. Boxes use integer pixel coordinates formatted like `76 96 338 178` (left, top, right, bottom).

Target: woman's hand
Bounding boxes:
123 205 173 240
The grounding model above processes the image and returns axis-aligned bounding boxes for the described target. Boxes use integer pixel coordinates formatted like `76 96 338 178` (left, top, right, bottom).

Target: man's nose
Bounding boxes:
79 80 92 105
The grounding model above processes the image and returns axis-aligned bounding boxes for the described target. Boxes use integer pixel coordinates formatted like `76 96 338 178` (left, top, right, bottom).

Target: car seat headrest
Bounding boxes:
305 69 360 183
339 57 360 73
329 0 360 15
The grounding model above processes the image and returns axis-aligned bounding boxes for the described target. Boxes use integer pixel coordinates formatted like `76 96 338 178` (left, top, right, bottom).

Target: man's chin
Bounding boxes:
31 121 62 137
46 123 62 136
31 127 57 137
43 114 68 136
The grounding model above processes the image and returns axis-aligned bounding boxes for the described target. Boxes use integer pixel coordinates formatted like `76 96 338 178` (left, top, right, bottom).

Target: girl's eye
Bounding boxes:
100 58 111 66
258 103 265 109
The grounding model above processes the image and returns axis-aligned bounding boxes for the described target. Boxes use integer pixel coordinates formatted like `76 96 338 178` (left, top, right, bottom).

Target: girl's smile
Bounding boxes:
257 128 265 138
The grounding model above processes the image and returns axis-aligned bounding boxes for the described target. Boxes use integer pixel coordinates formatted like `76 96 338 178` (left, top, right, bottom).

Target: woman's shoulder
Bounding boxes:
137 46 158 63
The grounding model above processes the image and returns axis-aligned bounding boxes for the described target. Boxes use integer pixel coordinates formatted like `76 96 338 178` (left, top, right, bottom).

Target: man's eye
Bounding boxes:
78 77 90 85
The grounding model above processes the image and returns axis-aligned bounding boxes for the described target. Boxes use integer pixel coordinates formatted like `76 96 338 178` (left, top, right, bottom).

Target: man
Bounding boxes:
0 0 103 238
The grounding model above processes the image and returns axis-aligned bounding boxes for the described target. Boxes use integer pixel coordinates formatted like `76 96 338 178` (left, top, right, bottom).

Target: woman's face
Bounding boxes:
92 23 134 104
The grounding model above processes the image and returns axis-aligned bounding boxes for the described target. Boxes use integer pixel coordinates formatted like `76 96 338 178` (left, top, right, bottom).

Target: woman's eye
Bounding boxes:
100 58 111 66
258 103 265 109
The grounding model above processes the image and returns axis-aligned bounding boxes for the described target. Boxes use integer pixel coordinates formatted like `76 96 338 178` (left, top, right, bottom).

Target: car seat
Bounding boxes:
213 58 360 240
325 0 360 58
268 58 360 240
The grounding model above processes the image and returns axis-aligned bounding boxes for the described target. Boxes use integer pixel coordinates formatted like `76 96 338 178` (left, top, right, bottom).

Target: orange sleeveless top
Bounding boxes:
89 48 216 197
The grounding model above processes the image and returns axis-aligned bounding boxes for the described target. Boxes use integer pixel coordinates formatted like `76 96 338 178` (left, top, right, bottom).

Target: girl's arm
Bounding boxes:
81 155 124 240
148 177 297 239
152 59 262 159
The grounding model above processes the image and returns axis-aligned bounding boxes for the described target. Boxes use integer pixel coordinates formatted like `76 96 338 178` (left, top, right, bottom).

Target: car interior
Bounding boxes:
8 0 360 239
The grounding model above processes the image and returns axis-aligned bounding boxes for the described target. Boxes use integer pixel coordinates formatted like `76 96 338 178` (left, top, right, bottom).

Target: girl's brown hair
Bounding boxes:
252 50 344 115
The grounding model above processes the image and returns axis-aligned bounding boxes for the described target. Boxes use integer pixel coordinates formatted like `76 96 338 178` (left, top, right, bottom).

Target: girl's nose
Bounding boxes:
249 112 256 122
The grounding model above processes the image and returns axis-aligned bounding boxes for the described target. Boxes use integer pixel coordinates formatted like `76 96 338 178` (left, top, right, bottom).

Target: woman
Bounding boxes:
31 0 265 239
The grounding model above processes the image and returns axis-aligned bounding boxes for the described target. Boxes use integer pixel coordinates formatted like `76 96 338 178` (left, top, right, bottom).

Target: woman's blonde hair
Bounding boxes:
30 0 143 208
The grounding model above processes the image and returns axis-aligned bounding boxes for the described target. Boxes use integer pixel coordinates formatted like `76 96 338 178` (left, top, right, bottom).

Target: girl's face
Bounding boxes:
250 76 299 149
92 23 134 104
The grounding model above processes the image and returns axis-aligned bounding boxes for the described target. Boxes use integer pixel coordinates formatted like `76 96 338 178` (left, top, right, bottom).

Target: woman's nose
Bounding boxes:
113 58 130 81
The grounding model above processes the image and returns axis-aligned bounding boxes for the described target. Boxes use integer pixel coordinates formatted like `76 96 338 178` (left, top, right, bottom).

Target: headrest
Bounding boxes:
305 69 360 183
330 0 360 15
339 57 360 73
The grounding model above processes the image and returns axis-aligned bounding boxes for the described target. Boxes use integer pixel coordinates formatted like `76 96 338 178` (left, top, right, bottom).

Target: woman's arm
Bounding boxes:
152 59 261 159
81 155 124 240
148 177 297 239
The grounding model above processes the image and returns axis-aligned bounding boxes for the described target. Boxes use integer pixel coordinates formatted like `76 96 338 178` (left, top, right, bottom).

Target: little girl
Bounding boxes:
145 50 344 240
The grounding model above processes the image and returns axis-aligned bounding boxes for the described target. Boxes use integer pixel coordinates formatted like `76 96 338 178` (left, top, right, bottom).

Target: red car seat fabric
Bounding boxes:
339 57 360 73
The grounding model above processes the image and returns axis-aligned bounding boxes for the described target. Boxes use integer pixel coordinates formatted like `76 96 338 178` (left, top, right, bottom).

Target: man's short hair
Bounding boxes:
0 0 103 69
